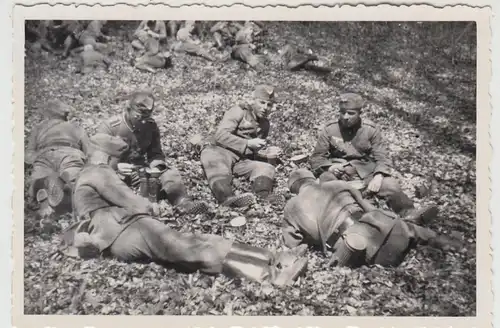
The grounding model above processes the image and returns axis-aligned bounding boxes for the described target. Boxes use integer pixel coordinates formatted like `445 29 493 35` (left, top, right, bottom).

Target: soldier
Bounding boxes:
309 93 438 223
231 22 265 71
96 90 208 215
282 169 463 268
200 85 277 208
131 20 167 52
75 44 112 74
61 133 308 287
25 100 90 218
171 21 216 62
77 20 110 51
279 43 333 73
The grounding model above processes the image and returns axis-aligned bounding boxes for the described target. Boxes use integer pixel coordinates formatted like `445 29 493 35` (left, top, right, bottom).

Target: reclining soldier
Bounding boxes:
171 21 216 62
231 22 265 71
61 133 309 287
25 100 91 218
282 169 463 268
200 85 278 208
96 90 208 215
74 44 112 74
310 93 438 224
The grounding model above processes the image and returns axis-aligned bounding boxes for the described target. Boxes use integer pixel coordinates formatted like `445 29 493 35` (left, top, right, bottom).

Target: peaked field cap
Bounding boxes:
253 84 275 101
89 133 129 157
339 93 365 110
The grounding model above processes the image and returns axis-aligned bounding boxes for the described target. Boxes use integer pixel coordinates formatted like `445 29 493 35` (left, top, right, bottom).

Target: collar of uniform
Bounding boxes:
122 112 135 132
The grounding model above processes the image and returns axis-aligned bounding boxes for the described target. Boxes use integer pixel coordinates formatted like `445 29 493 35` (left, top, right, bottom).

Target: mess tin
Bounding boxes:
258 146 282 166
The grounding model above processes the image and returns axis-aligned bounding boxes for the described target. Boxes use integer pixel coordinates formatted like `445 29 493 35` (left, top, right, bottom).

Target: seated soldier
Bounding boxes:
171 21 216 62
131 20 167 52
25 100 90 218
231 22 265 71
200 85 278 208
310 93 438 224
96 90 207 215
77 20 110 51
74 44 112 74
282 169 463 268
61 133 309 287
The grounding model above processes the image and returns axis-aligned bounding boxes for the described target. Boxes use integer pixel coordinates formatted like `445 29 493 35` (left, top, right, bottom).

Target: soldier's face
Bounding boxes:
253 99 273 118
128 97 154 126
339 108 361 127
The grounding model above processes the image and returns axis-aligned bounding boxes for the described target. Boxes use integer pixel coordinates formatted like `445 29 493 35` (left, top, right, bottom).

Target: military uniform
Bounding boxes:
78 45 112 74
96 98 206 214
282 169 460 267
63 133 308 286
172 21 216 61
200 85 276 207
310 94 422 216
231 22 264 71
78 20 108 50
26 100 90 214
132 20 167 54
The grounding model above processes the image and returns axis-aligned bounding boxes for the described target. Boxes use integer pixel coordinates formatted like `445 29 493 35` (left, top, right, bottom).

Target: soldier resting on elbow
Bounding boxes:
282 169 463 268
60 133 309 287
309 93 439 224
96 90 208 216
171 21 216 62
200 85 279 208
74 44 112 74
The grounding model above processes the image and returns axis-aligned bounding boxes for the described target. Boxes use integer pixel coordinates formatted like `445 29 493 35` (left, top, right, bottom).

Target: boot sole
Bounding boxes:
222 194 255 208
273 257 308 286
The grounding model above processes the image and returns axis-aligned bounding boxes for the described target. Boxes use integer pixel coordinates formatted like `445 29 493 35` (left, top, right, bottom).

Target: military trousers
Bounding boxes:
200 145 275 189
29 146 86 198
319 168 414 213
232 44 262 69
108 216 233 274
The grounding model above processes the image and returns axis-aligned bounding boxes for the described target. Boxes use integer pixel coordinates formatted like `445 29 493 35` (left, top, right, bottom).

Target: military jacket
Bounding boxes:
72 163 153 251
309 118 392 179
97 114 165 166
282 180 430 266
25 118 90 165
214 103 270 157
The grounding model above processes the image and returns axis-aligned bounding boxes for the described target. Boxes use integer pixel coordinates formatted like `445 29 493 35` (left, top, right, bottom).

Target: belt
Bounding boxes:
325 210 363 250
45 141 79 149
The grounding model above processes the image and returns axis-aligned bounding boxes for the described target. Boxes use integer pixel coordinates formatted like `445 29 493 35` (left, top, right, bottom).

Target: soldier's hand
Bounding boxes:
328 163 345 177
247 138 266 150
118 163 135 175
367 173 384 193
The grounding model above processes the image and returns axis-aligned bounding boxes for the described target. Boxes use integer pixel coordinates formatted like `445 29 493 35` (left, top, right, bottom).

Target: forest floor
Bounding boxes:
23 21 477 316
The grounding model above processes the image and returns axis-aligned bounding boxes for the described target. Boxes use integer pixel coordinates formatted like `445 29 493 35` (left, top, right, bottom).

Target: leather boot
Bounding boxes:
211 178 254 208
252 176 274 199
402 205 440 226
221 243 308 286
428 235 463 252
164 182 208 215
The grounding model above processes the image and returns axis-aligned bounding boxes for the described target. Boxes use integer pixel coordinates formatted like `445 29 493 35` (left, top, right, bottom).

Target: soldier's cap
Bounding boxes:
339 93 365 110
287 169 316 194
253 84 275 102
89 133 129 158
43 100 73 119
129 90 155 114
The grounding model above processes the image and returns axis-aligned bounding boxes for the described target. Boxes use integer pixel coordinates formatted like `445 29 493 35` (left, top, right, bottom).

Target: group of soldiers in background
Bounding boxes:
25 21 465 288
26 20 333 74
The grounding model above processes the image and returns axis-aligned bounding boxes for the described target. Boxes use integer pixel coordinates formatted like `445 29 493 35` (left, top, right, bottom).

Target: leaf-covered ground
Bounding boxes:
24 21 477 316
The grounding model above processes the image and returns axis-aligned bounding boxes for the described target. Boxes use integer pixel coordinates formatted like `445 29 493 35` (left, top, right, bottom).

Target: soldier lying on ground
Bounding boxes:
25 100 90 218
25 20 57 54
74 44 112 74
171 21 217 62
231 22 265 71
59 133 309 287
78 20 111 50
310 93 438 223
279 43 333 73
200 85 278 208
282 169 463 268
96 90 208 215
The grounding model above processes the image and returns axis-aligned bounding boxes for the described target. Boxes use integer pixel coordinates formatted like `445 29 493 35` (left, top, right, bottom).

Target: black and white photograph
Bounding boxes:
16 5 490 323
